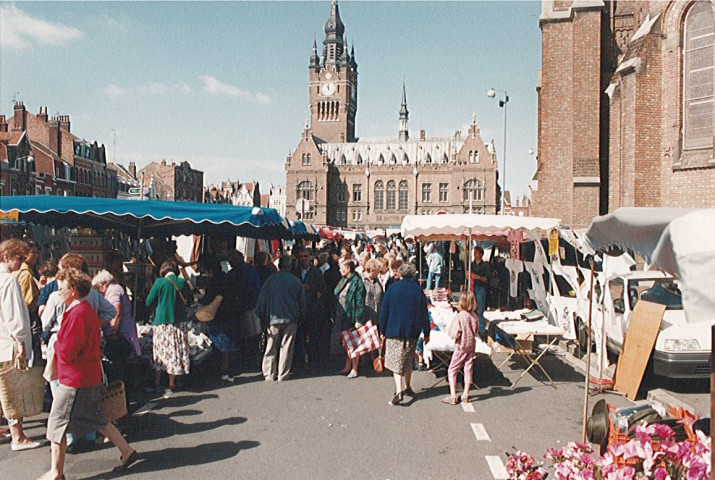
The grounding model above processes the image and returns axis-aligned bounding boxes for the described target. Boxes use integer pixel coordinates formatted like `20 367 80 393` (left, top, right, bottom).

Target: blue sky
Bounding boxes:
1 1 542 198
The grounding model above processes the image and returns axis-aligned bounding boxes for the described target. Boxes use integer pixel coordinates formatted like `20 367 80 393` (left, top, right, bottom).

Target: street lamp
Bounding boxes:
487 88 509 215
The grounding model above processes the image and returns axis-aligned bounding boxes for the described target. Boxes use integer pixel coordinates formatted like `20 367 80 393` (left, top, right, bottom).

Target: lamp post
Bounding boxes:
487 88 509 215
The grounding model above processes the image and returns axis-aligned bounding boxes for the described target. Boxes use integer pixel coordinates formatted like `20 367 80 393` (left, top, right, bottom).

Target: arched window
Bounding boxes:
379 154 386 164
425 153 432 164
306 153 311 165
374 180 384 210
355 154 362 165
683 1 714 149
463 179 483 203
386 180 396 211
297 180 314 201
390 153 397 164
402 153 409 164
398 180 409 210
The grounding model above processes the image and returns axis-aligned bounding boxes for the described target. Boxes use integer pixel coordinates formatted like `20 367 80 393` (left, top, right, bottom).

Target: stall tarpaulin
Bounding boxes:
0 195 293 239
400 214 561 241
289 220 320 242
584 207 715 324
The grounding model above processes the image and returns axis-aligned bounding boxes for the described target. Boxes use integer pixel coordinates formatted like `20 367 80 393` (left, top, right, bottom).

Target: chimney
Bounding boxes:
12 101 26 132
419 129 426 141
59 115 71 133
38 107 48 123
49 118 61 154
129 162 137 178
0 115 7 133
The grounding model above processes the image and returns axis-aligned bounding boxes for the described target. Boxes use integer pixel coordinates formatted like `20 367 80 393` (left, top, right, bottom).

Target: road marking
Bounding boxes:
462 401 475 413
470 423 491 441
132 402 157 416
485 455 508 479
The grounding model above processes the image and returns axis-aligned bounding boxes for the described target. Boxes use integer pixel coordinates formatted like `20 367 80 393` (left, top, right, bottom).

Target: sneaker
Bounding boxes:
403 387 415 396
388 392 403 406
11 440 42 451
220 374 230 381
346 371 359 379
162 388 173 398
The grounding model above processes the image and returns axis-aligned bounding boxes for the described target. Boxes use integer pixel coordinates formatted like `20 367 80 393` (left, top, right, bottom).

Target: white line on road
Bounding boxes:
470 423 491 441
132 402 157 416
485 455 508 479
462 401 475 413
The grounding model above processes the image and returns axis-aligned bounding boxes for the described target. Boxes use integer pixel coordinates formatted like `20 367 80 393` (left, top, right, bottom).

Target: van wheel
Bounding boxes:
575 317 591 357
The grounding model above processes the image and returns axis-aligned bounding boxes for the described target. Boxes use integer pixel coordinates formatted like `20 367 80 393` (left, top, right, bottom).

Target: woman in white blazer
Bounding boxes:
0 238 41 451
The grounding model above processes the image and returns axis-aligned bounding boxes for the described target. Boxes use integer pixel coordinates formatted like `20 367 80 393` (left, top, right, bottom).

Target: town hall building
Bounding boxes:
285 0 500 229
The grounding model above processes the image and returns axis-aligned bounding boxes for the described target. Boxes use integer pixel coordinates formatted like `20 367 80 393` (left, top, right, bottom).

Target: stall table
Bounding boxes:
493 319 563 389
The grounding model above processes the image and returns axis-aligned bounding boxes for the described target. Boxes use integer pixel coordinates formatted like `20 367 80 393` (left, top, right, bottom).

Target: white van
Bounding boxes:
593 271 711 379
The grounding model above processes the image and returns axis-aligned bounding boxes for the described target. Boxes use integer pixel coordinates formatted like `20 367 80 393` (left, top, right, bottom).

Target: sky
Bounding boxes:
0 0 543 198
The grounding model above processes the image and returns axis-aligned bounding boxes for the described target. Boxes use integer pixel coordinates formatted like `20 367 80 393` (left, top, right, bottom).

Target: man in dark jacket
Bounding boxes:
256 256 306 381
292 246 327 374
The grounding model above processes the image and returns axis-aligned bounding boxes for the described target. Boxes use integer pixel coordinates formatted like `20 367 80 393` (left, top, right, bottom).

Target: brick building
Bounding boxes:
0 101 117 198
285 0 499 229
139 159 203 202
532 1 715 227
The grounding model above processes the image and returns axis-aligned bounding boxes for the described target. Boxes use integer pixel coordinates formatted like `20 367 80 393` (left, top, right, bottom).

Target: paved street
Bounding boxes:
2 348 653 480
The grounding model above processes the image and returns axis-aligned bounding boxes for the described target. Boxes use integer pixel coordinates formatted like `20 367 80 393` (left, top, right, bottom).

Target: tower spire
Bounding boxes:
309 37 320 70
322 0 346 66
399 82 409 141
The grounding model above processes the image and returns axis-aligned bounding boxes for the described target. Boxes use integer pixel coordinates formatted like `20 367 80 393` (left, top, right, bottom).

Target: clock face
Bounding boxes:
321 81 336 96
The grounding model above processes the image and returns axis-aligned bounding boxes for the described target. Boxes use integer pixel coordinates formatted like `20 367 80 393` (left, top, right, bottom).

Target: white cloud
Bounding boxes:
105 82 192 99
200 75 270 105
0 4 83 50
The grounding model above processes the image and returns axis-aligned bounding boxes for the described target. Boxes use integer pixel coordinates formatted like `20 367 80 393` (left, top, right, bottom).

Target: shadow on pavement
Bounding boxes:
128 410 247 442
80 440 260 479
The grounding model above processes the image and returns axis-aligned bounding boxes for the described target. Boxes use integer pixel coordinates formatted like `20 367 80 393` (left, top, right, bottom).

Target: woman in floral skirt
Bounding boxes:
146 260 192 395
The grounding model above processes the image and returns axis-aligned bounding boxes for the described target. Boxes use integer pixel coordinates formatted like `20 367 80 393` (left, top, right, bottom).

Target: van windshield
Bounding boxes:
629 278 683 310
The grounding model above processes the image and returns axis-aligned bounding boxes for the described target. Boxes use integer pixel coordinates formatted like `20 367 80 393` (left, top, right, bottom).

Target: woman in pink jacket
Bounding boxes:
443 291 479 405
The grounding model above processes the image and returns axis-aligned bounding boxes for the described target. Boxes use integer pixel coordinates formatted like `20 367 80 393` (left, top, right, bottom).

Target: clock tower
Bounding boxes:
308 0 357 144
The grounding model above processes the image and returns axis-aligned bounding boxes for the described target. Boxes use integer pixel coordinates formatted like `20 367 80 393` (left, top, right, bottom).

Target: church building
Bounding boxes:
285 0 499 229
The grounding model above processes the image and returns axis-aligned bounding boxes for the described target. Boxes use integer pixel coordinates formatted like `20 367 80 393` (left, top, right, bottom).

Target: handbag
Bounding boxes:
0 359 46 419
340 321 381 359
239 308 262 337
373 337 386 373
195 294 223 323
100 360 127 423
100 380 127 423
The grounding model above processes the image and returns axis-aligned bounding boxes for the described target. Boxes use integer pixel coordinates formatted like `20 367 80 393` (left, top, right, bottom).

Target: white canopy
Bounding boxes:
585 207 715 324
400 213 561 240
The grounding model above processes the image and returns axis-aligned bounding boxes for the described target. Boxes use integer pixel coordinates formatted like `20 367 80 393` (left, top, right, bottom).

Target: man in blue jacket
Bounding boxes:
256 256 306 381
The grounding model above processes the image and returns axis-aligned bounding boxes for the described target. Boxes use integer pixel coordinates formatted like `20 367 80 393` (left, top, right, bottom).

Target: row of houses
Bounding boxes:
0 101 281 212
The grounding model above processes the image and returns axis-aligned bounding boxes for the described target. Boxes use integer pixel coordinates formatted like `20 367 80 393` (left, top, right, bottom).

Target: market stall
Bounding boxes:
583 207 715 443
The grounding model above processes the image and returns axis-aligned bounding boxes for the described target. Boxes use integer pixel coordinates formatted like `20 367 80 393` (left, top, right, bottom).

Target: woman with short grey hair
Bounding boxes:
378 261 431 406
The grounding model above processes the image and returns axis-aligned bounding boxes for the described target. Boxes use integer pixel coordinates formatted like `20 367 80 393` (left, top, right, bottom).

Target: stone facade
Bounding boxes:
285 0 499 229
139 159 203 202
533 0 715 228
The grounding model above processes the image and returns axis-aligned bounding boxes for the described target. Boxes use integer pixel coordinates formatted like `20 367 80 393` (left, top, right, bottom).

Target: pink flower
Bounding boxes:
605 465 635 480
652 466 670 480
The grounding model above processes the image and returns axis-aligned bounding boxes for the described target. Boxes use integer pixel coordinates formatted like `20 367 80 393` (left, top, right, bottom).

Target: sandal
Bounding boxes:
441 396 458 405
112 450 139 472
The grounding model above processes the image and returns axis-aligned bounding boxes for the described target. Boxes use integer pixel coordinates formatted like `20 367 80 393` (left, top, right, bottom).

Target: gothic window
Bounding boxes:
683 1 714 149
398 180 409 210
353 183 362 202
379 154 386 164
439 183 448 202
390 153 397 164
337 182 347 203
306 153 311 165
344 155 350 165
425 153 432 164
463 179 483 203
297 180 314 201
443 153 449 163
386 180 396 211
374 180 384 210
421 183 432 202
302 154 306 165
402 153 409 164
355 154 361 165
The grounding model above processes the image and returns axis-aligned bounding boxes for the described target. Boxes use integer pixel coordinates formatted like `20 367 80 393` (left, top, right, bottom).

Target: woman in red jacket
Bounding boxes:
38 268 138 480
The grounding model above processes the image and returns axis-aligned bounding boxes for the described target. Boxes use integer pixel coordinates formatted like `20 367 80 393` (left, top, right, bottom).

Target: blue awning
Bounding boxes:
0 195 292 239
289 220 319 241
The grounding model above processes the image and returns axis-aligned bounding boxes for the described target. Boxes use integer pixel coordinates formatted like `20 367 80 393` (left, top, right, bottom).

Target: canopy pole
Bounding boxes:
467 229 473 293
448 241 452 291
133 224 142 319
582 256 595 443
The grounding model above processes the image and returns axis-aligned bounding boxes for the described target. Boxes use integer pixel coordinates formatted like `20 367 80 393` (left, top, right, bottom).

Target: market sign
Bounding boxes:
0 210 19 221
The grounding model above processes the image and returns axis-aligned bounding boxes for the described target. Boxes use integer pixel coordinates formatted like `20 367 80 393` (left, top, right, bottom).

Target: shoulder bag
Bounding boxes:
165 276 190 322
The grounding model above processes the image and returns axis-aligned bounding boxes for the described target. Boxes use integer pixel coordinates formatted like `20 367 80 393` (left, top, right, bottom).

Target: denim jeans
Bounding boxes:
426 272 441 290
474 285 487 334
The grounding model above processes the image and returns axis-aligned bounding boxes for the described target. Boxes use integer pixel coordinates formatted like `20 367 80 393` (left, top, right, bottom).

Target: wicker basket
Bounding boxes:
0 364 46 419
100 380 127 423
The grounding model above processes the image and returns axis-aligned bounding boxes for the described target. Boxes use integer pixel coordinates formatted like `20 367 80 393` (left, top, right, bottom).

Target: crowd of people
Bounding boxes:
0 234 489 477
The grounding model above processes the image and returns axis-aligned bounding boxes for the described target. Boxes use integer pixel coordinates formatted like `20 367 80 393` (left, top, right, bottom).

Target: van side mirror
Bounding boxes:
613 298 625 314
